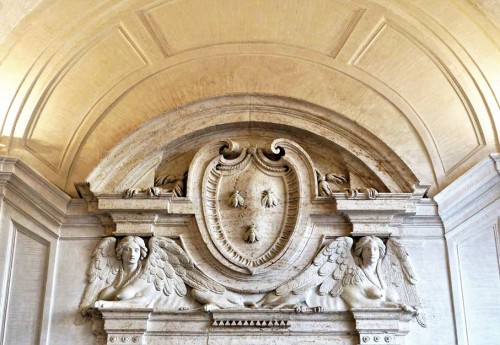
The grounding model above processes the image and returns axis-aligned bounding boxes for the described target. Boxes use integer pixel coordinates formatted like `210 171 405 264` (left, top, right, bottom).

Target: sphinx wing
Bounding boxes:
77 237 120 320
141 237 225 297
382 238 427 327
276 237 362 297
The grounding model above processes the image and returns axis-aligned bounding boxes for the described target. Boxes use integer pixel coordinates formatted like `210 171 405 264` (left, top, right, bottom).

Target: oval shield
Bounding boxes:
203 147 299 274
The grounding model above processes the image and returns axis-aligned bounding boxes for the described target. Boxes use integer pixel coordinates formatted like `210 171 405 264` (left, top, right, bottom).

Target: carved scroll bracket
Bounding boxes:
352 308 414 345
335 185 430 237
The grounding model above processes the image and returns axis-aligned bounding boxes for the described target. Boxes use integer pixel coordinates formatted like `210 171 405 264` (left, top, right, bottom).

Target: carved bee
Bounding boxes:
261 189 278 208
228 190 245 208
244 225 259 244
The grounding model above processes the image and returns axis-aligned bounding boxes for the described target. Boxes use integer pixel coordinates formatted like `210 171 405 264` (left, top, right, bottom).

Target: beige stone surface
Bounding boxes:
0 0 498 197
0 2 499 345
0 0 43 42
0 141 496 345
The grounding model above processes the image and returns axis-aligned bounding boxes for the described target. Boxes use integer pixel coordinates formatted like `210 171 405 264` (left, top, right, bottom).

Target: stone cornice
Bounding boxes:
434 153 500 231
0 157 72 236
334 185 430 237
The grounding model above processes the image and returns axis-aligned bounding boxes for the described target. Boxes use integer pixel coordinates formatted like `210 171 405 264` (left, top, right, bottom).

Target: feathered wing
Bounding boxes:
141 237 225 297
76 237 120 323
276 237 363 298
381 238 427 327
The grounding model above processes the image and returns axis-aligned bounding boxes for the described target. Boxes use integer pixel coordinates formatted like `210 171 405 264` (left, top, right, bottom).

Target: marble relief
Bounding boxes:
77 236 245 320
79 235 426 322
76 139 428 344
260 236 426 327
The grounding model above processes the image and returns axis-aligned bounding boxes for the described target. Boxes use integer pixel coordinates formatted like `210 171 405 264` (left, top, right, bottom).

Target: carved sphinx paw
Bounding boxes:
312 306 323 313
124 188 140 198
294 306 307 313
178 306 190 311
203 304 220 313
244 301 258 308
148 187 161 197
400 304 416 313
94 300 112 309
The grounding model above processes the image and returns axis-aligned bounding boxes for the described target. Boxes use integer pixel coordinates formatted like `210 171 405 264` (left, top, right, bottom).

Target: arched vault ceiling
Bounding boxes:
0 0 498 197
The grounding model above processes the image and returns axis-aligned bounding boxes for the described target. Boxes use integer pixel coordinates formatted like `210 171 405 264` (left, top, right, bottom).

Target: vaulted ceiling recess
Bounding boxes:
0 0 497 198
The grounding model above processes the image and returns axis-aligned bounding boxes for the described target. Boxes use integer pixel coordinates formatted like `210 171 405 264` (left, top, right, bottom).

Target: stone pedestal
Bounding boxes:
98 308 153 345
351 308 413 345
92 309 357 344
90 307 423 344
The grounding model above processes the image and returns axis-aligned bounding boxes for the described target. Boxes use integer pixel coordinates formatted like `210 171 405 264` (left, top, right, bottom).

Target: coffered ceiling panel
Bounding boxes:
140 0 364 56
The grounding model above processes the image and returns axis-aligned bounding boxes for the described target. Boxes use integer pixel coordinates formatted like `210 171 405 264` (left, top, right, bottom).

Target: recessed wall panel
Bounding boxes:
3 228 49 345
457 224 500 345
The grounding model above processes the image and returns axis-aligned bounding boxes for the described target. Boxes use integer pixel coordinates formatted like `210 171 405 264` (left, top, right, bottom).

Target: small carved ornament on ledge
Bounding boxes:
315 168 349 197
123 171 188 198
315 168 380 199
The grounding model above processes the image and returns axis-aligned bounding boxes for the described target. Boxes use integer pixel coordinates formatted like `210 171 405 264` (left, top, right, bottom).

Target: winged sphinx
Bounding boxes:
260 236 427 327
77 235 426 328
76 236 244 323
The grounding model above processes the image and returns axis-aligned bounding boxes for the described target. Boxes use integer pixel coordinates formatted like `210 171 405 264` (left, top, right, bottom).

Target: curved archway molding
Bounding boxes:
84 94 420 196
